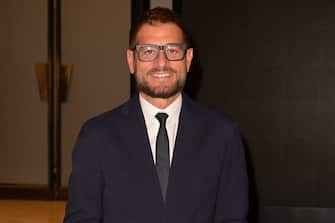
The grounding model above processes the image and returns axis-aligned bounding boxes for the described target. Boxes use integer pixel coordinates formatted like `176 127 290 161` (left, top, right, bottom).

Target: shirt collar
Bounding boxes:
139 93 182 123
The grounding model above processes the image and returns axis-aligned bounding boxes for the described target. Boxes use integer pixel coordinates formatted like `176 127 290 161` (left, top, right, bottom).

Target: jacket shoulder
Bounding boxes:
80 97 134 133
184 95 238 130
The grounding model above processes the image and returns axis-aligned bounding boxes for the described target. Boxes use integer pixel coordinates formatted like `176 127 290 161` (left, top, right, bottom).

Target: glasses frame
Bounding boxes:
133 43 188 62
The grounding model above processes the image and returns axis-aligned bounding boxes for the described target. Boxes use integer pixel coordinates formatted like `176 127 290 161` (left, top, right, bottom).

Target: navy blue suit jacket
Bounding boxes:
64 94 248 223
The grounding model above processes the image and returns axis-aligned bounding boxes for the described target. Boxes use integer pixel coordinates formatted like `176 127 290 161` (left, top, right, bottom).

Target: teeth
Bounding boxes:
152 73 170 78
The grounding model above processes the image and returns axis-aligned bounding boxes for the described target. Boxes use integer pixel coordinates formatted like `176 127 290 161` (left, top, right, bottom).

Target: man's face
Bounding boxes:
127 22 193 99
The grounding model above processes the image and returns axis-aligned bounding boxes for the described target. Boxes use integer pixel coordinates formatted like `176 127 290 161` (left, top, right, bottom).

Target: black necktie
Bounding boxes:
155 112 170 201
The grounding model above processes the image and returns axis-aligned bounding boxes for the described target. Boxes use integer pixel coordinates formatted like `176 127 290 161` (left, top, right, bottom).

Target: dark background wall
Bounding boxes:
177 0 335 222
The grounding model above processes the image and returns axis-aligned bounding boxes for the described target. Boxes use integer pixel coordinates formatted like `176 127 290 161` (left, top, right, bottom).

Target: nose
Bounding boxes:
155 50 168 67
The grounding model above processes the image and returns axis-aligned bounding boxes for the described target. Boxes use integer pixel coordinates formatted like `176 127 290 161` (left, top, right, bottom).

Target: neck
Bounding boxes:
140 92 181 109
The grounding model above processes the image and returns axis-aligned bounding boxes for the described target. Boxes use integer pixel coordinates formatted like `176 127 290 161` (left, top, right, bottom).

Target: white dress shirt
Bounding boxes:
139 94 182 165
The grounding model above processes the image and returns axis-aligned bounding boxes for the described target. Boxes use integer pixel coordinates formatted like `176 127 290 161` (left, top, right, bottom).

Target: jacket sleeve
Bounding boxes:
214 125 249 223
63 122 104 223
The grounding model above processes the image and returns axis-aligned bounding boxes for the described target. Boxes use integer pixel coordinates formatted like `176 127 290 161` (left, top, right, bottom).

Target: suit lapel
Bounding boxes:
167 95 206 205
170 95 201 171
120 95 155 170
119 95 165 208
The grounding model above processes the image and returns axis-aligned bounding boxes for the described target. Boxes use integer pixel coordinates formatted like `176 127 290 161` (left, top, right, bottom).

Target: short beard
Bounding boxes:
137 78 185 98
135 67 186 98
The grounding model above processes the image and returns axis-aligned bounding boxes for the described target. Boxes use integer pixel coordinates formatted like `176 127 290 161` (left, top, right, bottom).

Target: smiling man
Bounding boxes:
127 22 192 108
64 7 248 223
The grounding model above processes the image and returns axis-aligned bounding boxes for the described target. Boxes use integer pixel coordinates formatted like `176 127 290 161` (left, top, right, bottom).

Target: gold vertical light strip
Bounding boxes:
35 64 49 101
35 64 72 103
59 64 72 102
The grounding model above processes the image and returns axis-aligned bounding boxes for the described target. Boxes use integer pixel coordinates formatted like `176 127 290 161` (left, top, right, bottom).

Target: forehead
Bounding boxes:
136 22 184 45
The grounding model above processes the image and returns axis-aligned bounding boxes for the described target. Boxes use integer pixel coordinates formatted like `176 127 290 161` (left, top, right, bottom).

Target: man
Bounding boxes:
64 7 248 223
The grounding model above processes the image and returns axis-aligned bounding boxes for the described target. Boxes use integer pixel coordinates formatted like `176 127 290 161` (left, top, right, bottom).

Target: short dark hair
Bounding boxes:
129 7 191 49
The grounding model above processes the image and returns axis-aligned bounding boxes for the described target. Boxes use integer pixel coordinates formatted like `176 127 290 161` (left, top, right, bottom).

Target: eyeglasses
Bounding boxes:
134 43 187 62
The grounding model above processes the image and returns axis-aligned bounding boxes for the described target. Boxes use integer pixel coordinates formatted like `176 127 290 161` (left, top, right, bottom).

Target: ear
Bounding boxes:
127 49 135 74
185 48 193 72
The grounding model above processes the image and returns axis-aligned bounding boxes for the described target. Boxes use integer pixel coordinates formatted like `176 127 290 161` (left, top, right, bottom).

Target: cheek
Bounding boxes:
175 63 188 74
135 61 152 74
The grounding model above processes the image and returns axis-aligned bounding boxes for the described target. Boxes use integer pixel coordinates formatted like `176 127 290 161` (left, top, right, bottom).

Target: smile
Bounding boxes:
151 73 171 78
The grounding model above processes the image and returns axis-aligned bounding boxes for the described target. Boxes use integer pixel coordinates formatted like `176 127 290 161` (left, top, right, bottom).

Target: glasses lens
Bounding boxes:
137 45 158 61
165 44 186 61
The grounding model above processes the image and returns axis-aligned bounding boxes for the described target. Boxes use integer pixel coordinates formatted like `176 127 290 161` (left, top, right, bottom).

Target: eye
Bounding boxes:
142 47 156 55
166 48 179 54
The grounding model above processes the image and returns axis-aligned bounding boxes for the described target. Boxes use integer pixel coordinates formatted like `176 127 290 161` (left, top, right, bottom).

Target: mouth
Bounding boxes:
147 67 176 80
151 72 171 78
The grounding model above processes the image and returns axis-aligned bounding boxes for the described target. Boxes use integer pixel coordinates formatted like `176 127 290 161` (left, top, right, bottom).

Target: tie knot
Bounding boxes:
155 112 168 125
